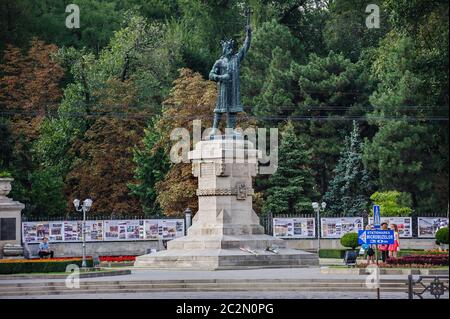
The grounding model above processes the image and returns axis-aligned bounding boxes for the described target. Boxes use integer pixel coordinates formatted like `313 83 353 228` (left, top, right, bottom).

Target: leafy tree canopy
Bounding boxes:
370 190 413 217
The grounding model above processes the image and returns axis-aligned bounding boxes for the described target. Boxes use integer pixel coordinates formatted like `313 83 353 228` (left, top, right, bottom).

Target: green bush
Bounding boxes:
319 249 346 259
436 227 449 245
340 232 359 250
0 259 93 274
0 170 12 178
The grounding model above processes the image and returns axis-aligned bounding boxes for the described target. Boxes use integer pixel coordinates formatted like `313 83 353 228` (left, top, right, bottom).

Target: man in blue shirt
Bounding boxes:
38 237 54 258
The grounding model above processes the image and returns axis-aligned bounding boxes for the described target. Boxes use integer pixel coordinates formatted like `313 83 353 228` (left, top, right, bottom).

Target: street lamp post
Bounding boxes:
73 198 93 269
312 201 326 257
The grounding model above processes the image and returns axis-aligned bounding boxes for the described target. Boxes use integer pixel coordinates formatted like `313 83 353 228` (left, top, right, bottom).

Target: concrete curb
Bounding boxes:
100 262 134 267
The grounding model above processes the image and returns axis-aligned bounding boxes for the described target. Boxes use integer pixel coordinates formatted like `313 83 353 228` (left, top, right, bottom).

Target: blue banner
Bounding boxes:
358 229 394 245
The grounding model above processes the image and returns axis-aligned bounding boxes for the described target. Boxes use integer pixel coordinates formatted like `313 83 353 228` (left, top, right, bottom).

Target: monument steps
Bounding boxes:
135 248 318 270
0 278 425 296
0 277 409 286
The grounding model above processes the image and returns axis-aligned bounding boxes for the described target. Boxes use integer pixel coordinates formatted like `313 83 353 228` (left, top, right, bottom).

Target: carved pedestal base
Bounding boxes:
135 139 318 269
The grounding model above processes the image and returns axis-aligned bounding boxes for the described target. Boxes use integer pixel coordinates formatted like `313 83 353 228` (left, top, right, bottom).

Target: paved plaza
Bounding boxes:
2 267 447 299
0 267 407 283
2 291 415 299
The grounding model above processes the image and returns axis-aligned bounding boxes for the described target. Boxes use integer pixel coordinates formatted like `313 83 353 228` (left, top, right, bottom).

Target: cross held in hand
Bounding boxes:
245 7 252 27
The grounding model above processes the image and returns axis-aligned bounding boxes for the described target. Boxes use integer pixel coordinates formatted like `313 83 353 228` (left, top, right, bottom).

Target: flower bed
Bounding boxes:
357 263 442 269
386 254 448 266
398 249 449 256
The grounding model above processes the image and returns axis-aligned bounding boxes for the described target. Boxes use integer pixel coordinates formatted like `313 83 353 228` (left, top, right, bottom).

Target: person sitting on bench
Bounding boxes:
38 237 54 259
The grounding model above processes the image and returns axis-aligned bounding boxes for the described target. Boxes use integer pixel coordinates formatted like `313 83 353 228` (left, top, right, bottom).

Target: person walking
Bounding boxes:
378 222 389 263
389 224 400 258
361 225 375 264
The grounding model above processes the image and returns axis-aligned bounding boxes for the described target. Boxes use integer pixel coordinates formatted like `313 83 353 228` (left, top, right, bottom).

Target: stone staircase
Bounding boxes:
0 277 433 297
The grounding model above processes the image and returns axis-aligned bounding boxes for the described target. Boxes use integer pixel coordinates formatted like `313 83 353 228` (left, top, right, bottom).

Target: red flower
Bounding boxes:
99 255 136 262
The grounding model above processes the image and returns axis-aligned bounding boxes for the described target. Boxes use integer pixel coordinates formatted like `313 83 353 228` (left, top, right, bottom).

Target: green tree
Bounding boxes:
0 119 13 169
262 122 318 215
33 85 88 176
0 39 64 216
65 116 145 216
370 191 412 216
252 47 296 118
168 0 243 75
367 0 448 213
246 0 330 56
150 68 219 217
291 51 373 194
28 168 66 218
0 0 37 56
129 120 169 216
364 24 448 213
34 13 181 216
117 0 178 21
241 19 302 117
363 120 437 211
26 0 122 53
323 0 389 62
323 121 372 216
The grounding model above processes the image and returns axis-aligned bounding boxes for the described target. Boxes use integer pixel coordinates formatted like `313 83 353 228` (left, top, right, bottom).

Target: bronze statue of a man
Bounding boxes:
209 24 252 137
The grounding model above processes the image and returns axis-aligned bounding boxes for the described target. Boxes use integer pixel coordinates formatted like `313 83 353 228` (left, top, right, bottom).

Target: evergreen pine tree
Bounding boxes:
324 121 372 216
241 19 302 117
262 121 318 215
290 51 373 195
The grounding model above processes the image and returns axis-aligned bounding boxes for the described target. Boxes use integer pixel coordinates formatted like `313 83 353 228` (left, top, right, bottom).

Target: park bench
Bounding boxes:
23 243 52 259
23 243 40 259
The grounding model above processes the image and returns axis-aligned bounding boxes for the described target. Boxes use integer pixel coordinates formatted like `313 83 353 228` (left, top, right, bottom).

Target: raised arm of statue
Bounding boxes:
237 26 252 64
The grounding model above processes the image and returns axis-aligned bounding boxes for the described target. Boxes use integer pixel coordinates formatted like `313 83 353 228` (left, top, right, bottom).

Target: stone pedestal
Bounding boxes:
135 139 318 269
0 178 25 257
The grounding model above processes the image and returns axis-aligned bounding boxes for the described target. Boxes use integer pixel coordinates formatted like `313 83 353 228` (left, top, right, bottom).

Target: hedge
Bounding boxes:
319 249 346 259
0 259 93 274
